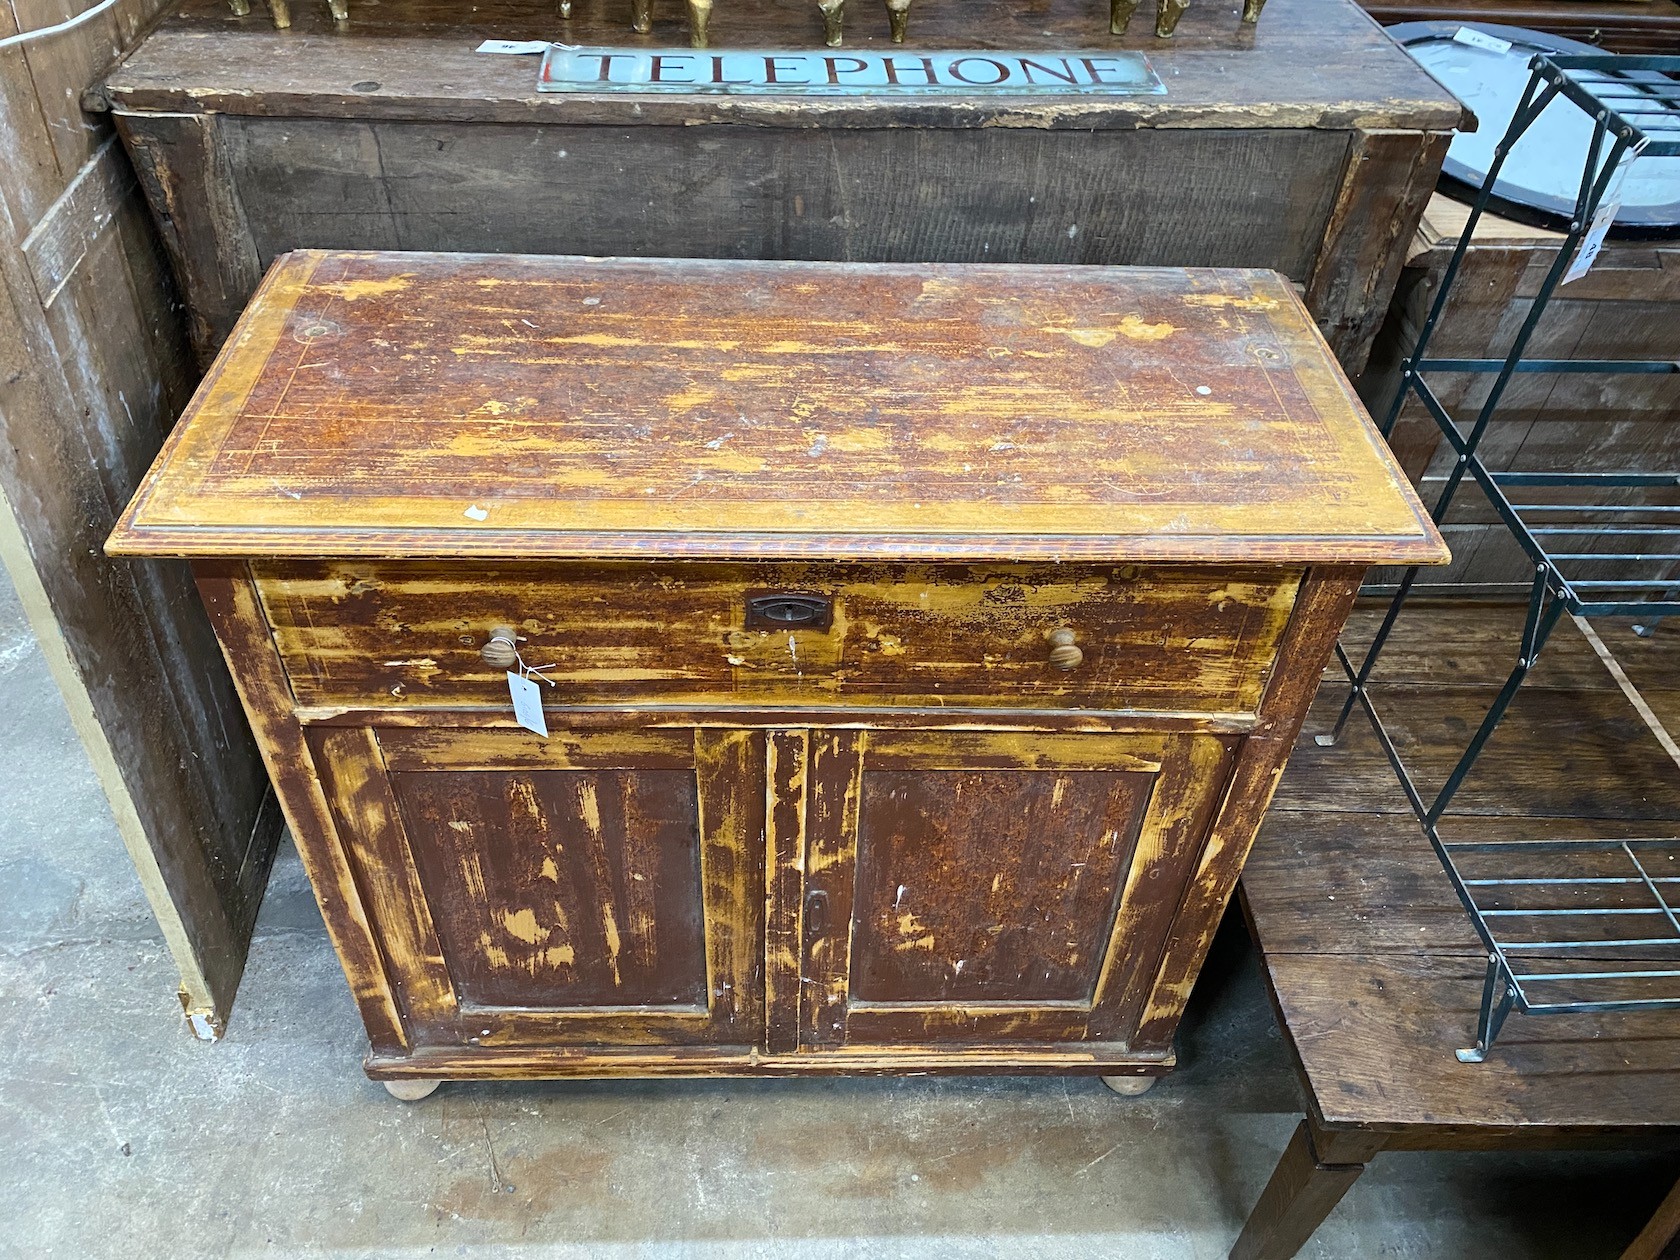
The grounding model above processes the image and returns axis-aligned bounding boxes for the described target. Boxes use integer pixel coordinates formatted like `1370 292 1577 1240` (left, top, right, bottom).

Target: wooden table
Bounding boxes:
106 253 1443 1095
96 0 1465 376
1232 601 1680 1260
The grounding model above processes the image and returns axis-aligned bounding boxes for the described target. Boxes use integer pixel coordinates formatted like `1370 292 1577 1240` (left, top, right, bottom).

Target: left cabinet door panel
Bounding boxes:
306 724 765 1051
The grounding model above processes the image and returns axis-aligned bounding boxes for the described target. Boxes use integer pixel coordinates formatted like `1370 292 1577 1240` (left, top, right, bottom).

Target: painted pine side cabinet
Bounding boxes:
108 252 1446 1098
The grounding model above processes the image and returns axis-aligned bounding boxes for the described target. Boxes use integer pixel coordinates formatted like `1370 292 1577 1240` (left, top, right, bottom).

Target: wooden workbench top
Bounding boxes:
1245 603 1680 1137
108 252 1446 564
97 0 1469 132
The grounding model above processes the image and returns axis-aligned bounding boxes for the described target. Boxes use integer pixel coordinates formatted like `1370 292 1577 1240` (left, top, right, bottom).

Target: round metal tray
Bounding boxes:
1388 21 1680 239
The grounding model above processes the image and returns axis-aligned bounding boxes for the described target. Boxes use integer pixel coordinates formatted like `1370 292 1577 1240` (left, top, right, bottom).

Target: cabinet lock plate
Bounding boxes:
745 592 833 631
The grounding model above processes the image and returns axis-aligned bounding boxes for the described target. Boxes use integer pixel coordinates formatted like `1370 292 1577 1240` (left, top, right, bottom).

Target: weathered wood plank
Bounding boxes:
0 28 280 1029
116 111 263 367
18 134 135 309
1305 129 1453 374
1260 950 1680 1131
102 0 1469 131
102 0 1463 371
1277 684 1680 821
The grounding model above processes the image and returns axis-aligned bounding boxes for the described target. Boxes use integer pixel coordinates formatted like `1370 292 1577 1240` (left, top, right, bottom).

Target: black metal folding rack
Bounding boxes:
1322 53 1680 1061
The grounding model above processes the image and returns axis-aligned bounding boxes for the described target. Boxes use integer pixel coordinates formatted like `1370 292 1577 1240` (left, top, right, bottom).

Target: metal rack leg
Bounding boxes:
1385 71 1559 392
1425 571 1565 825
1458 952 1518 1063
1320 124 1624 750
1319 568 1420 746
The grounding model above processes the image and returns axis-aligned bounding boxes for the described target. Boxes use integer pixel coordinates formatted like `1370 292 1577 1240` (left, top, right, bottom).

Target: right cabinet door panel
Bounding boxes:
797 729 1236 1051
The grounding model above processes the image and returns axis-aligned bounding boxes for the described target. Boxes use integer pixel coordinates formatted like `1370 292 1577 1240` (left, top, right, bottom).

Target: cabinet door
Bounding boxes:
792 730 1235 1052
307 725 762 1051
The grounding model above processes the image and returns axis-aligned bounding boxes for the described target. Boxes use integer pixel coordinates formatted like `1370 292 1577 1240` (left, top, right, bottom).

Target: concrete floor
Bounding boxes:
2 568 1676 1259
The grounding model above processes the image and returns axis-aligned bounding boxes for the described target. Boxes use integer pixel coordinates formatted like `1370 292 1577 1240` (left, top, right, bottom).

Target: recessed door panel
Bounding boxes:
390 767 707 1010
797 730 1235 1050
849 769 1150 1004
309 724 763 1050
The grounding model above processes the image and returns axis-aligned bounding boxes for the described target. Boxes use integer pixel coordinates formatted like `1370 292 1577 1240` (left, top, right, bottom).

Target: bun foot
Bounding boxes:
383 1078 442 1101
1101 1074 1157 1096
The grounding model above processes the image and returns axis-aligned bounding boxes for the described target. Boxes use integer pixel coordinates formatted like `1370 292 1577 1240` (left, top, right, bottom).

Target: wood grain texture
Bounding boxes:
194 562 408 1049
763 728 808 1056
847 764 1150 1004
1304 129 1451 377
1267 950 1680 1131
1276 685 1680 821
391 763 708 1008
1130 566 1361 1048
1235 599 1680 1260
108 253 1445 566
1 0 280 1031
799 728 1236 1049
252 559 1301 715
313 722 764 1047
102 0 1467 131
116 111 264 368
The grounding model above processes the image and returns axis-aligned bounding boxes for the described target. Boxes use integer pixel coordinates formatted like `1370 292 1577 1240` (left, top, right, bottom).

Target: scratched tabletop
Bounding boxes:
109 252 1445 566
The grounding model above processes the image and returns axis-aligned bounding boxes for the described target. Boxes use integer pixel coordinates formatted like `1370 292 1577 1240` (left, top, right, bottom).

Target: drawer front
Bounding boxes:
254 561 1301 714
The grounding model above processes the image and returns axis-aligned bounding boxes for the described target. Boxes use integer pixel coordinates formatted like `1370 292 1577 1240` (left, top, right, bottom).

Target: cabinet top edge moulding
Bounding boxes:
107 252 1449 568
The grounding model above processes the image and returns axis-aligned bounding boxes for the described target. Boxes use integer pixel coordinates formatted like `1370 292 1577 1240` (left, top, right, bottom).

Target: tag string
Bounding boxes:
488 633 557 687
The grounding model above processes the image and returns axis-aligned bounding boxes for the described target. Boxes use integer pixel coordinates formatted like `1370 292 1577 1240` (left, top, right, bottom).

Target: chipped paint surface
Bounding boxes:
110 253 1445 566
254 559 1304 716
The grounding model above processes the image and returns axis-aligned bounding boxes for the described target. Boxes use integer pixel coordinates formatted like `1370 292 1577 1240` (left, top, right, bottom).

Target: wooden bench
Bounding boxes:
1233 601 1680 1259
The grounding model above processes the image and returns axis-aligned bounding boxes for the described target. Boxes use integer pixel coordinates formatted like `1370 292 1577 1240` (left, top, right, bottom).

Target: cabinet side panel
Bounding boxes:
193 560 408 1051
310 726 459 1029
1131 566 1363 1050
1087 733 1238 1042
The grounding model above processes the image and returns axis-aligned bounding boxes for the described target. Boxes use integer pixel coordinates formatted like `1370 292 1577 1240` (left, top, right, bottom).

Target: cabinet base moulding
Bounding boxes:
364 1048 1180 1081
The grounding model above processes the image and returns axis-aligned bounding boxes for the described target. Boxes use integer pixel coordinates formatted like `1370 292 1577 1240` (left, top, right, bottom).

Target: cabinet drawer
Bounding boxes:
254 561 1301 714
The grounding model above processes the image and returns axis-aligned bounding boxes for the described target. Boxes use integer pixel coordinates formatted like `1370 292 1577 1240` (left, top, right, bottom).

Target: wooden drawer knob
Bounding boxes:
480 627 520 670
1047 627 1084 671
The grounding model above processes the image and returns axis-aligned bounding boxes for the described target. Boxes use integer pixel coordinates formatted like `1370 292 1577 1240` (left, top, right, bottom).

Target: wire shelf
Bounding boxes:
1438 835 1680 1057
1322 52 1680 1060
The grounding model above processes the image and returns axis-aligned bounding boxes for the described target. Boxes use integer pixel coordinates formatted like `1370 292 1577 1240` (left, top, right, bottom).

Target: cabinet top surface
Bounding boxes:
101 0 1468 131
109 251 1448 564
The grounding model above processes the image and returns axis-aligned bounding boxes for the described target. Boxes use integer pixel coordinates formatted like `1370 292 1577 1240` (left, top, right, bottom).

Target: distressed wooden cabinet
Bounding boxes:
108 252 1446 1095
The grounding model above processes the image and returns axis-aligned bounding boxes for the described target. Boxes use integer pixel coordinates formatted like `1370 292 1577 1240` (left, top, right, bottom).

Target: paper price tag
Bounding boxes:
507 671 549 738
1452 26 1512 54
1562 196 1620 285
1562 146 1643 285
477 39 553 54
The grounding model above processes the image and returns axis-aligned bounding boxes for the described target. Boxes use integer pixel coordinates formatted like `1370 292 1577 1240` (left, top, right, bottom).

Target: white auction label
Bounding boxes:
1452 26 1513 55
507 671 549 738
